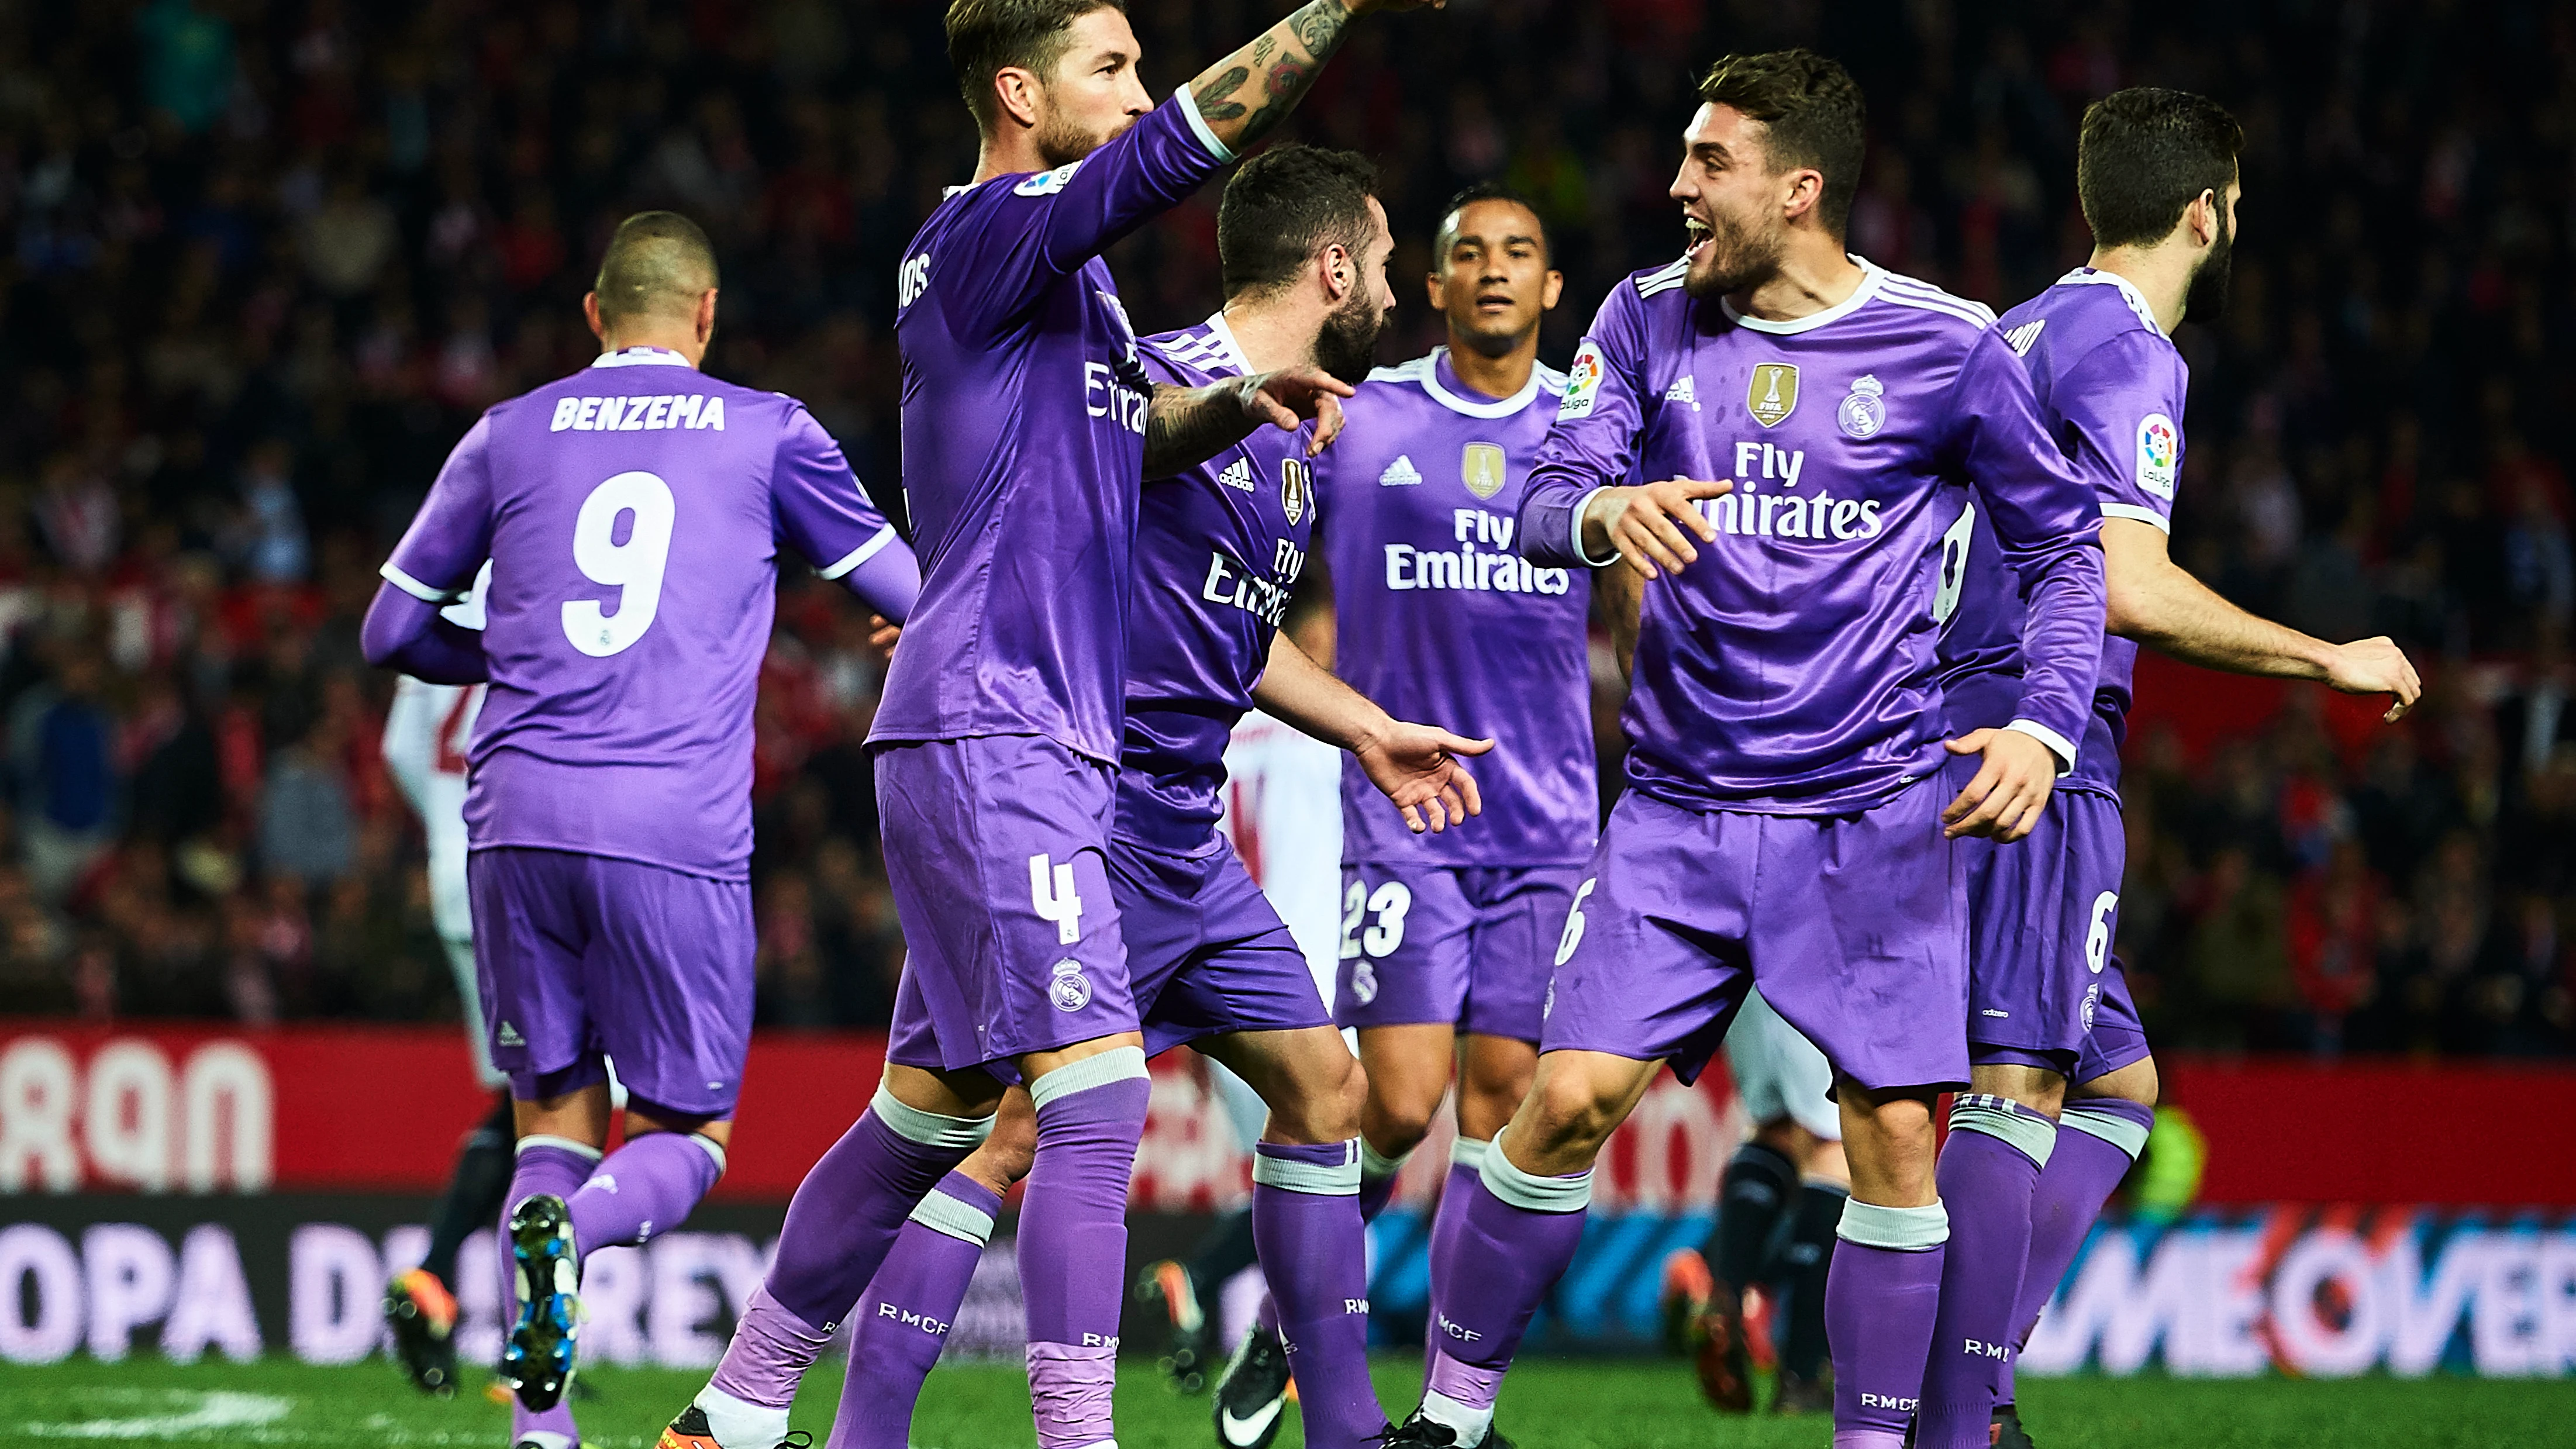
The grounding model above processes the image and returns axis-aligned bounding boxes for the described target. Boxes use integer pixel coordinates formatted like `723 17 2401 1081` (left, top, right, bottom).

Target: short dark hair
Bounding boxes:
592 212 718 326
1436 182 1550 265
1696 49 1867 239
1217 145 1381 299
2077 88 2243 248
946 0 1123 129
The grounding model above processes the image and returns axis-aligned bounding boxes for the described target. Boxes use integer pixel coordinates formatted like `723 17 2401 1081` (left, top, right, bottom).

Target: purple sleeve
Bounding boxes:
943 94 1231 332
382 413 499 605
1950 330 2106 764
770 402 920 622
2054 334 2187 535
361 584 488 684
1519 285 1650 567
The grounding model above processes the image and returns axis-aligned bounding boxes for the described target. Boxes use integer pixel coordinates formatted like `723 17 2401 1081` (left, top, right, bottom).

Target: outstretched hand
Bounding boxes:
1355 721 1494 833
1940 728 2058 843
2324 636 2423 722
1233 366 1356 456
1584 477 1734 578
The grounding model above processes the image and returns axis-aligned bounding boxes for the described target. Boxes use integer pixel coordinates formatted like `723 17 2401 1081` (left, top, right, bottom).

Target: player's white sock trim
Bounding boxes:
2060 1102 2151 1160
909 1186 999 1246
683 1131 729 1174
1360 1138 1411 1181
691 1382 790 1448
870 1085 998 1152
1477 1128 1592 1213
1420 1387 1494 1445
1027 1046 1149 1110
517 1134 604 1162
1448 1136 1492 1174
1836 1199 1949 1251
1253 1139 1362 1196
1949 1093 2058 1169
515 1433 574 1449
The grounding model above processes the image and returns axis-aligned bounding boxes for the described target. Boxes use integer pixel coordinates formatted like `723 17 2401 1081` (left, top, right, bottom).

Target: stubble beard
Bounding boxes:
1315 291 1391 385
2183 211 2235 324
1684 209 1788 301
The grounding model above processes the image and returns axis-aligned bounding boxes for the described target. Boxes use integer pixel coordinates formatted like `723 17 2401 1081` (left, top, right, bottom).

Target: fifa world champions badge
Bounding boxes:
1838 374 1888 439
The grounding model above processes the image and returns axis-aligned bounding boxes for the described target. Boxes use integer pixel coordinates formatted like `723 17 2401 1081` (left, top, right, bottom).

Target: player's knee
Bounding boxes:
961 1113 1037 1192
1364 1085 1440 1153
1523 1068 1626 1160
1268 1047 1366 1144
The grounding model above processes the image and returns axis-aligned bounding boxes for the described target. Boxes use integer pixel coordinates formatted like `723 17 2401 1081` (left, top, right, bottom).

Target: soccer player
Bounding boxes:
378 570 511 1398
662 0 1427 1443
1208 182 1600 1448
1383 50 2110 1449
681 146 1462 1449
360 211 922 1449
1923 88 2419 1449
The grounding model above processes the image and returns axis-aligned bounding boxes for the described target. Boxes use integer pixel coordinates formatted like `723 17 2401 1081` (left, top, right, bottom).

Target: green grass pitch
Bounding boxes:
9 1356 2569 1448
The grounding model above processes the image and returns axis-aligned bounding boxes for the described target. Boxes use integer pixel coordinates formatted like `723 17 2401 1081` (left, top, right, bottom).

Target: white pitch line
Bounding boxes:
27 1391 295 1440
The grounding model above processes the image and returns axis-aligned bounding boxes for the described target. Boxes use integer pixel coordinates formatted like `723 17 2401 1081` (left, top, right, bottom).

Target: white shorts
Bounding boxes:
1722 987 1841 1142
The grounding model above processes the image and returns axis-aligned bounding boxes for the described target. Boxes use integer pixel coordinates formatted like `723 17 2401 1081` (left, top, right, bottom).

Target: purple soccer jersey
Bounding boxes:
1940 267 2188 792
875 93 1235 765
1119 315 1317 850
380 345 912 879
1520 257 2107 811
1313 348 1596 867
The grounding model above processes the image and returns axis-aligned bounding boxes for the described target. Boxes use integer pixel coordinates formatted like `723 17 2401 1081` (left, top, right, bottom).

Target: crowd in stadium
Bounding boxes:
0 0 2569 1059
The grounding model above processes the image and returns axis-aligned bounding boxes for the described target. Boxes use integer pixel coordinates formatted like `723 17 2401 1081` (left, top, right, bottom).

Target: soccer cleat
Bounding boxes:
656 1406 814 1449
1377 1410 1518 1447
383 1266 461 1395
1211 1324 1292 1449
502 1195 582 1412
1657 1247 1713 1355
1740 1282 1779 1372
1771 1368 1833 1416
1992 1403 2034 1448
1689 1296 1754 1413
1136 1258 1216 1393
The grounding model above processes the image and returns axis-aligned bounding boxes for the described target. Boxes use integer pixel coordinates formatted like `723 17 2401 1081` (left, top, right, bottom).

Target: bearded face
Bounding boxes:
2184 202 2234 323
1315 284 1392 384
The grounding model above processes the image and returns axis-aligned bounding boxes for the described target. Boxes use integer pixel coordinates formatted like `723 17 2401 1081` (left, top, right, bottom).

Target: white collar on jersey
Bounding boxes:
2057 266 2168 336
1413 346 1546 418
1199 311 1255 375
1719 254 1888 336
589 346 694 368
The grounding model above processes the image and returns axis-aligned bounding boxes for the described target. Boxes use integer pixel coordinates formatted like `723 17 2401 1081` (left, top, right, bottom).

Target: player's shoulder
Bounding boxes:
2007 270 2183 382
1629 254 1693 301
1862 264 2001 341
1140 315 1247 385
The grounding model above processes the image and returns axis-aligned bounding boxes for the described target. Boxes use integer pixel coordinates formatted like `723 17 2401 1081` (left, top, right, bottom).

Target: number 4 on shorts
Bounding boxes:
1032 853 1083 946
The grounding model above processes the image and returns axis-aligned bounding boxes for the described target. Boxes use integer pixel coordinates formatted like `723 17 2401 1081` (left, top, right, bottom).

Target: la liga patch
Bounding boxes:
2135 413 2180 499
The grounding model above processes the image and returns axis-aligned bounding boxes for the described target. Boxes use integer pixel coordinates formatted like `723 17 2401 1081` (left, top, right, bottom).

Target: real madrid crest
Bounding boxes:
1747 363 1799 426
1461 442 1506 500
1280 457 1311 523
1838 374 1888 439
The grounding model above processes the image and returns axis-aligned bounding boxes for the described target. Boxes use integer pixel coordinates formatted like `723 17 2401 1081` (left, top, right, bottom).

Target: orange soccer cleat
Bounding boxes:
382 1267 462 1396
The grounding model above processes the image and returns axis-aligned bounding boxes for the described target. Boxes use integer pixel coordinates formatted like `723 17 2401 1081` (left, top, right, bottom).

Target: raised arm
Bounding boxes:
2105 518 2418 719
1251 630 1492 833
1187 0 1430 158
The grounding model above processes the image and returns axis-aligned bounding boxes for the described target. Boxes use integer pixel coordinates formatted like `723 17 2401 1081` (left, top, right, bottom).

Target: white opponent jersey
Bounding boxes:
1219 710 1344 1011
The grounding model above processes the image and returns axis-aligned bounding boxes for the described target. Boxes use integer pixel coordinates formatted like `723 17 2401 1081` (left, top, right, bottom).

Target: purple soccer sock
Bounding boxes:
699 1088 991 1434
568 1130 725 1253
826 1171 1003 1449
1253 1140 1380 1449
1020 1050 1152 1449
1419 1139 1489 1354
1999 1098 2151 1406
511 1393 580 1449
508 1137 599 1230
1825 1201 1949 1449
1419 1135 1591 1445
1918 1097 2055 1449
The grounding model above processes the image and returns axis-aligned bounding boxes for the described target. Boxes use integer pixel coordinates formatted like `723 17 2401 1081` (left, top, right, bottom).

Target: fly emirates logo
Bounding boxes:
1384 508 1574 596
1704 441 1885 543
1083 361 1149 435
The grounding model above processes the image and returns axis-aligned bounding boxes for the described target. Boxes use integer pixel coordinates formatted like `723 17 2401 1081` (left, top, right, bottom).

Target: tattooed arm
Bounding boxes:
1142 367 1354 478
1188 0 1433 156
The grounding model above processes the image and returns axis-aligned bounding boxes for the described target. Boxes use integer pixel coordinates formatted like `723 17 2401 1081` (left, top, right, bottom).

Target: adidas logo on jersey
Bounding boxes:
1664 376 1698 406
1378 454 1423 487
2003 320 2046 356
1219 457 1256 492
495 1021 525 1047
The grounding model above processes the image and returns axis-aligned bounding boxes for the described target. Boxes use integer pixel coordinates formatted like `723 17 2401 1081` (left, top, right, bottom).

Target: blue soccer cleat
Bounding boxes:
502 1194 581 1411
